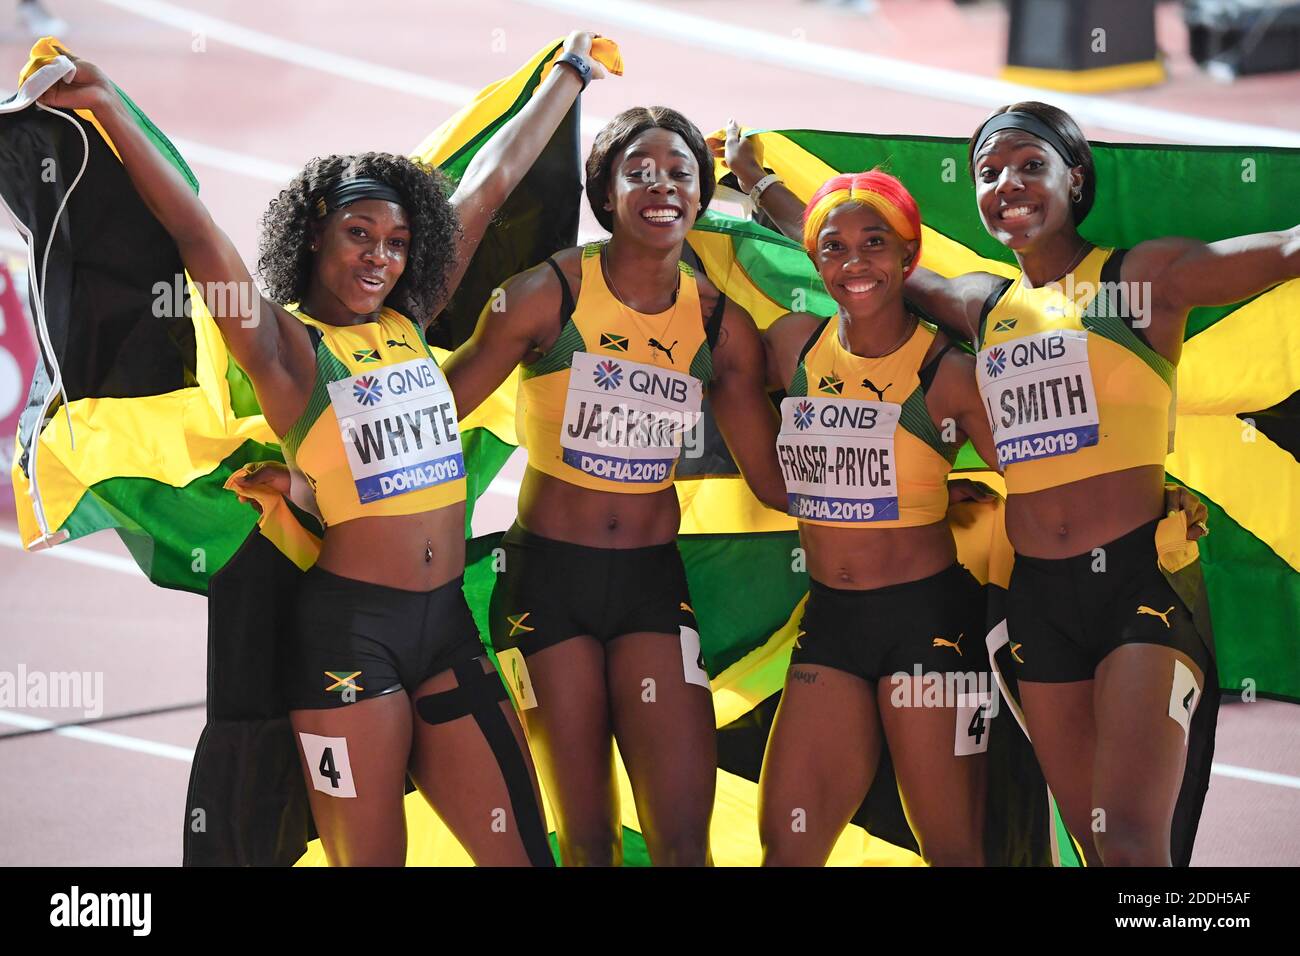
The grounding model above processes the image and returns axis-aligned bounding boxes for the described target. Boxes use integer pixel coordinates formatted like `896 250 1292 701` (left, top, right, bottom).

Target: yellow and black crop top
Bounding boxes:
974 247 1175 495
518 242 724 493
778 313 958 528
280 308 466 528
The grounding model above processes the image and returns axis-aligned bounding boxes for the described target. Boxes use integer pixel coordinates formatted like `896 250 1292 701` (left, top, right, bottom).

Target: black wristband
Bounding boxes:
554 53 592 91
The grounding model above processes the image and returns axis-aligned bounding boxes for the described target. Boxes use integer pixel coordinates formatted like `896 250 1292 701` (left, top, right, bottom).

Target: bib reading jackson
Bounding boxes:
327 356 465 503
561 352 702 484
778 395 900 523
976 329 1099 466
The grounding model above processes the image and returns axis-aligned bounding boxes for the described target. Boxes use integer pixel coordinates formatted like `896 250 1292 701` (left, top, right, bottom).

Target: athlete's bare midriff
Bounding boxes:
800 520 957 590
1005 463 1166 559
315 502 467 591
517 466 681 548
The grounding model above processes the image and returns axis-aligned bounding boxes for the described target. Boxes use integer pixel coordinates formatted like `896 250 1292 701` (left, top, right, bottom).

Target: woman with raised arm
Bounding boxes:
721 105 1294 866
441 106 787 866
39 32 609 867
758 171 998 866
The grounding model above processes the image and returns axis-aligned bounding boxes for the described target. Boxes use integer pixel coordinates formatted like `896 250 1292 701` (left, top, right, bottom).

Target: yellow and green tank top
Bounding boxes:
974 247 1176 495
518 242 723 493
280 308 466 528
779 313 957 528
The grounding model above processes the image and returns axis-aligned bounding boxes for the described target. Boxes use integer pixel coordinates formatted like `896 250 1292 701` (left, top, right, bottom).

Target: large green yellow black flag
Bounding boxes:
696 128 1300 706
0 36 618 865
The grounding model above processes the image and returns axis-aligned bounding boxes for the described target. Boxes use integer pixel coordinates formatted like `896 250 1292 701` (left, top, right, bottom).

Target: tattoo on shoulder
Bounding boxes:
789 668 819 685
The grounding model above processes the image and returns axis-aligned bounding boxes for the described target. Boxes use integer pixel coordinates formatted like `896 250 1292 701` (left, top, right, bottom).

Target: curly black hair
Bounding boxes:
585 107 715 233
257 152 460 323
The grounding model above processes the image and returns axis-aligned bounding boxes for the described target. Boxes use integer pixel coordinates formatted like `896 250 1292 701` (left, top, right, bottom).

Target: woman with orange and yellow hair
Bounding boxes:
758 171 999 866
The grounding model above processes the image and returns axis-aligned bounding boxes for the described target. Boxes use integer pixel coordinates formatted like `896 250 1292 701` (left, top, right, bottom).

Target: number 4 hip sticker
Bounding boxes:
299 732 357 798
955 692 992 756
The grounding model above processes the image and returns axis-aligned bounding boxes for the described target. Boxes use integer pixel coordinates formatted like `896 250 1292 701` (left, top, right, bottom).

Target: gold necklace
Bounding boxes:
839 309 919 360
1027 239 1092 289
601 245 682 342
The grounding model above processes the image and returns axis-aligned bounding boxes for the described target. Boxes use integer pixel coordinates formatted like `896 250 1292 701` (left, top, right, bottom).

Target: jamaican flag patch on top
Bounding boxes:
599 331 628 352
351 348 380 364
818 374 844 396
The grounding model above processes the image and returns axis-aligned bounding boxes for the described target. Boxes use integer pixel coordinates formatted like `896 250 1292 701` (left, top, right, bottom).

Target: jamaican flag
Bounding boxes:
678 127 1298 866
705 128 1300 706
0 37 619 865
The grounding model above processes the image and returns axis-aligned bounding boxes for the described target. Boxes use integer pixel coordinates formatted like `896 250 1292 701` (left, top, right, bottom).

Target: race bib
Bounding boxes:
560 351 702 484
976 329 1099 466
327 356 465 503
777 395 900 523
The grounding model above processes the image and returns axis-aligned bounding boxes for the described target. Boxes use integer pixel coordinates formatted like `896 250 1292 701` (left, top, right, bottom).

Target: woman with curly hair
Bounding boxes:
442 106 788 865
39 32 608 866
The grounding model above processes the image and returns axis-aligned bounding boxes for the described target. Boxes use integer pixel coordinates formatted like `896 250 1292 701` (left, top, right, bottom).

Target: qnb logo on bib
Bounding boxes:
976 329 1099 466
327 356 465 503
776 395 900 523
561 351 703 483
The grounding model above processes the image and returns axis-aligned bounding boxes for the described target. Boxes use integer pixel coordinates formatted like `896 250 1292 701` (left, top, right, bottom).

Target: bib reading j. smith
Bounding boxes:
778 395 900 523
560 351 703 484
977 329 1099 466
327 356 464 503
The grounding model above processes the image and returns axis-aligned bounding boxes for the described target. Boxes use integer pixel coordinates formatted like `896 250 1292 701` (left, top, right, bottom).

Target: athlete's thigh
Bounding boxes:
1091 643 1203 864
515 636 621 863
759 664 881 866
1018 678 1101 864
408 656 551 866
290 691 413 867
605 630 717 864
877 676 986 865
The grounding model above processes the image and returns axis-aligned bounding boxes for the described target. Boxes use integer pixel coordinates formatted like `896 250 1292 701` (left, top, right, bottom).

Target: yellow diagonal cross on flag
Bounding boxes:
599 332 629 352
324 671 363 692
818 374 843 396
351 348 380 364
507 612 535 637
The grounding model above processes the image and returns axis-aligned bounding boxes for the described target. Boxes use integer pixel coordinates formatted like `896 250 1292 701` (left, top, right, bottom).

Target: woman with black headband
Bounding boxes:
911 102 1296 867
718 105 1295 866
39 32 608 866
441 106 788 866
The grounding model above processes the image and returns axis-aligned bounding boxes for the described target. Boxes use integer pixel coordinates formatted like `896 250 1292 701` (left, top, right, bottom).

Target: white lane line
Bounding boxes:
95 0 609 135
169 136 297 183
484 477 522 498
1212 762 1300 791
0 709 195 762
519 0 1300 147
4 700 1299 789
0 528 141 576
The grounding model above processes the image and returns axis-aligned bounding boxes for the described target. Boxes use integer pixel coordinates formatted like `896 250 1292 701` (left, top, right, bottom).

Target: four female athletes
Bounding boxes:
43 36 1299 866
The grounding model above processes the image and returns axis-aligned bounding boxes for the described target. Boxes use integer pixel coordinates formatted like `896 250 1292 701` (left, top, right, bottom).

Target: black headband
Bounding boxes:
973 111 1078 167
314 177 405 218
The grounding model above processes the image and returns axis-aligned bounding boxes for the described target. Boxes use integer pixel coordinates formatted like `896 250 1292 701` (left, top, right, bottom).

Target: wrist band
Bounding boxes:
554 53 592 91
749 172 782 207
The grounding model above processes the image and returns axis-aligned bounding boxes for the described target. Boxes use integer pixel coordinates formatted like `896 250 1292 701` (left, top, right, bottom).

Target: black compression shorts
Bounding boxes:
286 566 483 710
790 562 990 683
489 523 697 657
1006 518 1211 683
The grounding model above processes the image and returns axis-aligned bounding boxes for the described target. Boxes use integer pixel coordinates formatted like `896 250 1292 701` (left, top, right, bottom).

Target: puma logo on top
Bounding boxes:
387 334 417 353
861 377 891 401
649 338 677 364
